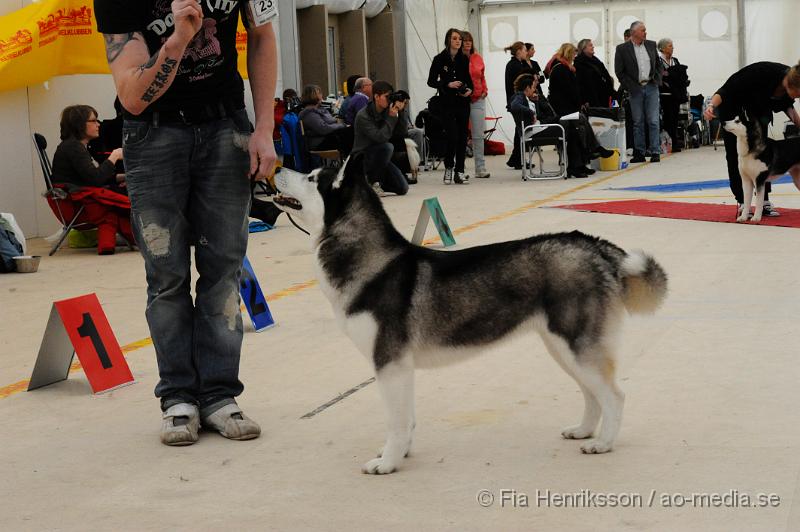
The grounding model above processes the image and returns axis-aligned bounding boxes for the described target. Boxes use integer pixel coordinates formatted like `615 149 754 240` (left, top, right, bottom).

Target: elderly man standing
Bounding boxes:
344 77 373 126
615 21 663 162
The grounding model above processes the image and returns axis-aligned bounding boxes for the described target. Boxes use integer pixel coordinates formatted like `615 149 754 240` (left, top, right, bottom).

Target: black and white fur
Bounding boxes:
724 117 800 223
274 157 668 474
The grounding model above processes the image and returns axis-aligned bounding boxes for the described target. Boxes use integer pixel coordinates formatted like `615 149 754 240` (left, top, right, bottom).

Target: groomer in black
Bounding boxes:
705 61 800 218
427 28 474 184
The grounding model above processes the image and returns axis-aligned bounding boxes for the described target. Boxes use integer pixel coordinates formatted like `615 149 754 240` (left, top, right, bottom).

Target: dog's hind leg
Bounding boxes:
571 356 625 454
362 355 415 475
539 330 601 440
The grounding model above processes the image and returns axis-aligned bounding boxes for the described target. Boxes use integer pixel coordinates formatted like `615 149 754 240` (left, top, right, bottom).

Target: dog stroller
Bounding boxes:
415 107 447 170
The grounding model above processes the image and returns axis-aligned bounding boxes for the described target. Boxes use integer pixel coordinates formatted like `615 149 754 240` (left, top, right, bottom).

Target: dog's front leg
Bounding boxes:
738 174 754 223
362 355 415 475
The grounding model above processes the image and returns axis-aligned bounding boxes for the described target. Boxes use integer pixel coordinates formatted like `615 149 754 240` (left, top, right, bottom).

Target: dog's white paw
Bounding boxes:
362 457 399 475
377 445 411 458
562 425 594 439
736 215 750 223
750 215 762 223
580 439 613 454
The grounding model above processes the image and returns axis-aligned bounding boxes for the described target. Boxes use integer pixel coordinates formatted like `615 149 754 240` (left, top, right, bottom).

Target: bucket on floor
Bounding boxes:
599 149 620 171
13 255 40 273
68 228 98 248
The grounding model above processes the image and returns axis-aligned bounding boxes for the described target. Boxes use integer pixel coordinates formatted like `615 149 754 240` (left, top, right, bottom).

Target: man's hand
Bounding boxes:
447 81 463 89
171 0 203 45
248 129 277 181
703 105 716 121
461 88 472 98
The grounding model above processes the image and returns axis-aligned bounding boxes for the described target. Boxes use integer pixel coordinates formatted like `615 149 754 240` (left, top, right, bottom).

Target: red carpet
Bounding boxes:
554 200 800 228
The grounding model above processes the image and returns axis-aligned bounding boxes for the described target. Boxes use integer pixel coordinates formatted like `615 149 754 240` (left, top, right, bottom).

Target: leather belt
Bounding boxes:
127 99 243 126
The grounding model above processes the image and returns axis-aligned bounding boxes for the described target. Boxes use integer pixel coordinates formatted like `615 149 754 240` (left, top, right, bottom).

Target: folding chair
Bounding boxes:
33 133 134 255
32 133 96 255
520 123 567 180
299 121 341 169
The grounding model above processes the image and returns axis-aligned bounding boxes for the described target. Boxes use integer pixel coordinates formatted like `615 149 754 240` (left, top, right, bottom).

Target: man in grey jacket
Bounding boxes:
615 21 663 162
352 80 409 196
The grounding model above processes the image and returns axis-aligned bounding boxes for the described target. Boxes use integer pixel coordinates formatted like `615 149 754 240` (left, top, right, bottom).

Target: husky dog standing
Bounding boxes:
274 158 668 474
724 117 800 223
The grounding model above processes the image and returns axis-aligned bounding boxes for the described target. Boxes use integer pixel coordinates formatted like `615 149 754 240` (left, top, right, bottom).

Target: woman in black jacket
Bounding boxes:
547 42 581 116
52 104 125 192
503 41 535 169
574 38 615 108
427 28 473 184
705 60 800 219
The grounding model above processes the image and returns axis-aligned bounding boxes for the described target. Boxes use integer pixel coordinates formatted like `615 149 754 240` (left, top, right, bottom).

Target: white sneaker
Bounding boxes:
443 167 453 184
161 403 200 446
762 201 780 217
372 182 389 197
202 403 260 441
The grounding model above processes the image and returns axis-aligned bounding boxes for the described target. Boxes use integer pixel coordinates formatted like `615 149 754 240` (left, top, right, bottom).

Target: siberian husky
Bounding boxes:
274 158 668 474
724 117 800 223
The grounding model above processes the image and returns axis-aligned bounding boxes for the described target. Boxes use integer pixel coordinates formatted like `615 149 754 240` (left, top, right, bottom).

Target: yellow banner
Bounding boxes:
0 0 248 93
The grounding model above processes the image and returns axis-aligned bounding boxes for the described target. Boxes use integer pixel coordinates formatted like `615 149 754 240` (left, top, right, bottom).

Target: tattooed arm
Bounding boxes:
102 0 203 115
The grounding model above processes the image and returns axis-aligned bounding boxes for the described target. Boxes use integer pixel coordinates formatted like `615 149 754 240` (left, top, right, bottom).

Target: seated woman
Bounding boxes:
53 104 125 193
298 84 353 156
51 104 132 254
512 74 612 178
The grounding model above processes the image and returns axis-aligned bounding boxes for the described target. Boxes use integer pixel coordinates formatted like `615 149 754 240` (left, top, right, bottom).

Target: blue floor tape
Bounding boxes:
608 174 792 193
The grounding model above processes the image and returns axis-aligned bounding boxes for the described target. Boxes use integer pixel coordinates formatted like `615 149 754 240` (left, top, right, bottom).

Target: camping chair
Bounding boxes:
32 133 97 255
520 123 567 180
32 133 134 256
299 121 341 169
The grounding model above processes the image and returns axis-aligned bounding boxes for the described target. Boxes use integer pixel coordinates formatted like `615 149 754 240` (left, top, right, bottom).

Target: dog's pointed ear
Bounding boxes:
331 155 351 190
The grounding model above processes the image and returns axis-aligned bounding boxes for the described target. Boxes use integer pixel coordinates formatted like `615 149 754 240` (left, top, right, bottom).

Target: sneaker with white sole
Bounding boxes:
161 402 200 446
372 182 389 197
475 170 491 179
201 403 261 440
454 172 470 184
443 167 454 184
762 201 780 217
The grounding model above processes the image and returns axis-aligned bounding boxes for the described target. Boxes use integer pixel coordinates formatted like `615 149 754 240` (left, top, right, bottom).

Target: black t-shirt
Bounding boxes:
716 61 794 123
94 0 247 112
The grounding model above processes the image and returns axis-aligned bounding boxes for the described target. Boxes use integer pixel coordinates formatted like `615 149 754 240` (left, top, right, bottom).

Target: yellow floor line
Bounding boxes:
1 164 650 400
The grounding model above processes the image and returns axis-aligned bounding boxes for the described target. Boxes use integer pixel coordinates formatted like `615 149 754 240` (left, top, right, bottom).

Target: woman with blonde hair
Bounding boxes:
461 30 490 179
546 43 580 117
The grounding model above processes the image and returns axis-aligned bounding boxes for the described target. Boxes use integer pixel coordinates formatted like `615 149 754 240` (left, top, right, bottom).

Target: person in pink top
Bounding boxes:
461 31 490 178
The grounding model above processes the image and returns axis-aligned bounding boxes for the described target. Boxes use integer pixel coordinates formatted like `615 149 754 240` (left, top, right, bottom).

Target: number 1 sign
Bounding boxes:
28 294 134 394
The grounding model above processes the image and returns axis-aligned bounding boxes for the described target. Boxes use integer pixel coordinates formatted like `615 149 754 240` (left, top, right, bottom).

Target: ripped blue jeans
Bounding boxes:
123 110 251 414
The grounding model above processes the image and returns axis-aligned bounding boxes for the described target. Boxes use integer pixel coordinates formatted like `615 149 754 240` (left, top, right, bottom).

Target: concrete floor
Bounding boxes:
1 146 799 531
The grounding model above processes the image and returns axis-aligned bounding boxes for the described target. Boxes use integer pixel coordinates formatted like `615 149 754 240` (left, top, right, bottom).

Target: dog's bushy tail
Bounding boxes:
620 250 668 314
405 138 420 171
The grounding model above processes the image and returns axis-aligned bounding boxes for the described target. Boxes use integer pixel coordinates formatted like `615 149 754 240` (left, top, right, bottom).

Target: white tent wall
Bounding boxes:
403 0 470 119
744 0 800 66
479 0 743 145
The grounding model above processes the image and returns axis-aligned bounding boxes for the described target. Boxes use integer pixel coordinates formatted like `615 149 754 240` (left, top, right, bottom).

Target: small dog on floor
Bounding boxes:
404 138 420 181
274 157 668 474
724 117 800 223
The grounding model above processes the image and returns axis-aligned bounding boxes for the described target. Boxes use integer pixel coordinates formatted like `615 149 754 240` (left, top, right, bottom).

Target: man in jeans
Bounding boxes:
614 21 663 163
95 0 277 445
352 81 409 196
